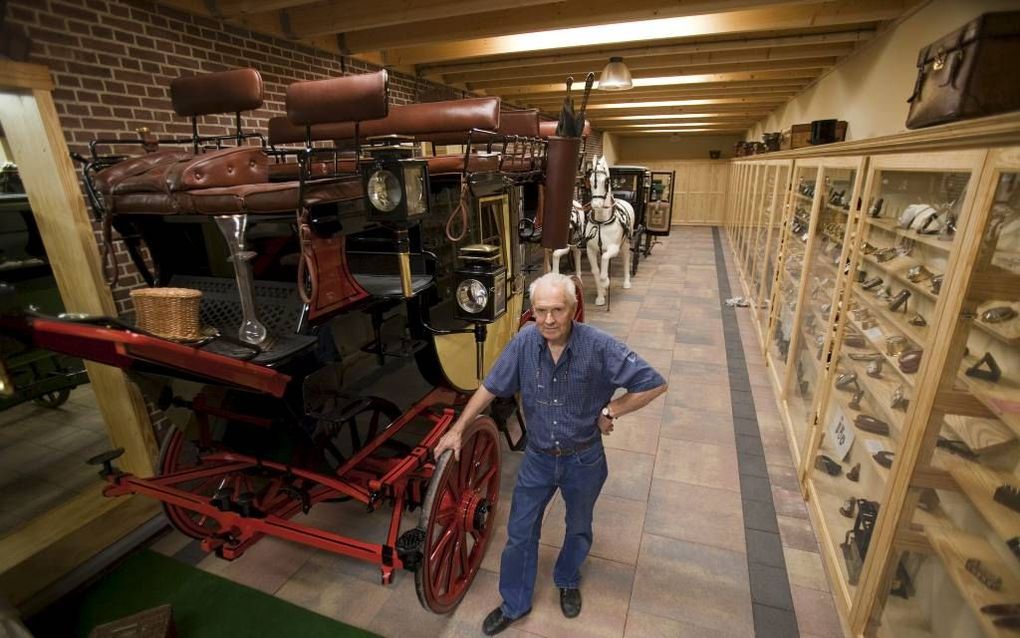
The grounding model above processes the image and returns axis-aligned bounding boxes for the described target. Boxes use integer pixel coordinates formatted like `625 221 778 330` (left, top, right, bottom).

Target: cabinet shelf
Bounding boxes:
946 459 1020 548
794 192 814 205
866 216 953 253
925 526 1020 638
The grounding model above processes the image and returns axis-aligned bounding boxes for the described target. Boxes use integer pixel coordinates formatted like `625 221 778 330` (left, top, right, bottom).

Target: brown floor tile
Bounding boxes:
276 558 392 631
791 584 844 636
663 382 731 414
631 534 753 637
644 479 745 554
441 569 540 638
671 343 726 364
653 437 740 493
603 448 655 502
149 529 194 557
624 610 735 638
783 547 831 593
778 515 821 553
198 535 312 594
542 493 646 566
604 414 661 455
772 485 810 520
659 406 735 448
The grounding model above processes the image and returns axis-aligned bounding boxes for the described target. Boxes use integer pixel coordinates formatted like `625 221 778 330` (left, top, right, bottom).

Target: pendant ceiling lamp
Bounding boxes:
598 57 633 91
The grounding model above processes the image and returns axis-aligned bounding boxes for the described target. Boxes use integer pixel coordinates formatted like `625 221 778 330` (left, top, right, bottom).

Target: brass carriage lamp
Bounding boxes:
360 137 430 223
454 244 507 324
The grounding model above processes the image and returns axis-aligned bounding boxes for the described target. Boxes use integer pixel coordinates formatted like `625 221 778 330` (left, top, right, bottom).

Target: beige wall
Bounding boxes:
612 159 730 226
616 134 744 162
601 132 620 164
747 0 1019 141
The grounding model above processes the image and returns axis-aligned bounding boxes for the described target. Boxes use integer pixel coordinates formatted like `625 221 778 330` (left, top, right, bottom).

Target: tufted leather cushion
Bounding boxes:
286 71 389 127
330 97 501 142
426 152 501 175
171 68 264 117
268 160 357 181
185 177 363 215
499 109 540 137
113 147 268 197
92 151 194 196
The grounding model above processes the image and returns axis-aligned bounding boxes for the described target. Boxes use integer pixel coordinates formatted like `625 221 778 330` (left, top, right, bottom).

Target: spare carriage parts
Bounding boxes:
889 289 911 313
866 358 884 378
982 305 1018 323
994 483 1020 514
849 389 866 411
847 462 861 482
886 336 909 356
815 454 843 476
965 558 1003 591
854 414 890 436
898 349 923 373
930 274 944 295
840 497 857 518
908 313 927 327
966 351 1002 382
873 450 895 469
891 385 910 411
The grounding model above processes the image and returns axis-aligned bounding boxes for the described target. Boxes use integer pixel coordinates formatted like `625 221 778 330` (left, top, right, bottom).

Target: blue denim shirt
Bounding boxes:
483 322 665 451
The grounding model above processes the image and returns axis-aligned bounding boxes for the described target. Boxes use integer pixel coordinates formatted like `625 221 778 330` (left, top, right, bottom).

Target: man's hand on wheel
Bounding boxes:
434 428 463 462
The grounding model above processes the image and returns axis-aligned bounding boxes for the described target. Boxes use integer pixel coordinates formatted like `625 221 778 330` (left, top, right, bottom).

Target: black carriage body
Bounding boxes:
608 166 650 226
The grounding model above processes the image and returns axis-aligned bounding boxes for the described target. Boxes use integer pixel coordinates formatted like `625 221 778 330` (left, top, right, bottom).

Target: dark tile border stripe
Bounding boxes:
712 228 800 638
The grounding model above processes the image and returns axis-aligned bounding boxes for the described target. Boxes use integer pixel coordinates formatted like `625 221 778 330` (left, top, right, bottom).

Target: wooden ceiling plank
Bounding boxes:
485 67 822 95
521 85 803 103
510 79 809 100
287 0 569 40
442 44 853 84
418 30 874 76
210 0 317 18
372 0 911 63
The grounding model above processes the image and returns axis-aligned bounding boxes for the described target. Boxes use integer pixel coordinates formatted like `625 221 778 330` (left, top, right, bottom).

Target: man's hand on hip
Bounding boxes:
597 414 614 435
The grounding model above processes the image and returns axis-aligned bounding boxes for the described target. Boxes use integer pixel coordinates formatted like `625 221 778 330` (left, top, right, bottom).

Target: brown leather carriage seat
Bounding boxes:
93 68 265 204
108 71 389 216
538 119 592 138
497 109 543 172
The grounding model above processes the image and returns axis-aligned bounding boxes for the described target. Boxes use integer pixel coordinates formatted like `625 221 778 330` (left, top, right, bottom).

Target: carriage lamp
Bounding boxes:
361 138 430 223
454 244 507 324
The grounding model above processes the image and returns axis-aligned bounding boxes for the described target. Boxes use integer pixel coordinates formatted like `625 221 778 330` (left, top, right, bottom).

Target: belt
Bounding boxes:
530 436 599 457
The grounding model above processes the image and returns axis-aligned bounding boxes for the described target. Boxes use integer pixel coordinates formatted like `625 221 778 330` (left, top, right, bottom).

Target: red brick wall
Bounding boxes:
4 0 470 312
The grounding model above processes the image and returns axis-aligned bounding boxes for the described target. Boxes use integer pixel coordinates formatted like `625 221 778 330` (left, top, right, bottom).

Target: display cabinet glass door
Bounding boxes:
744 165 775 285
736 164 761 279
765 164 819 449
753 163 792 342
800 150 988 626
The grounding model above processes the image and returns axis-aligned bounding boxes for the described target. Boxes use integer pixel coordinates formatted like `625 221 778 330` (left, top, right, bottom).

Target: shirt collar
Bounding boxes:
537 320 579 354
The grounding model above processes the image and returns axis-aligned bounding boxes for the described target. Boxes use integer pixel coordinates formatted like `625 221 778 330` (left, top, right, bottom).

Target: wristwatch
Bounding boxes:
601 405 616 421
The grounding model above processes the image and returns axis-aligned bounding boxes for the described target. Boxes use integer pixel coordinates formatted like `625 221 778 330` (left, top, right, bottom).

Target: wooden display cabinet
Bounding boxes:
725 113 1020 636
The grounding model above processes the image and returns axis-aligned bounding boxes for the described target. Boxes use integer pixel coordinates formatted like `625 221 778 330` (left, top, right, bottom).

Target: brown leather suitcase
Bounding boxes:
906 11 1020 129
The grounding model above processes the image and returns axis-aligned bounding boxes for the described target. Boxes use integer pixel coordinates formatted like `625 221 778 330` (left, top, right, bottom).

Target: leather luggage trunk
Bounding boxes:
906 11 1020 129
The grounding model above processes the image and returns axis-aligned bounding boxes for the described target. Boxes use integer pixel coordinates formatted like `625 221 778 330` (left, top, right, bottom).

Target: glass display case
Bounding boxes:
752 163 793 342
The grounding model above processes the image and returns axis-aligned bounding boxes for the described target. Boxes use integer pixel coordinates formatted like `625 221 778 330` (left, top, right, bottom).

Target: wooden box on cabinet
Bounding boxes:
790 121 847 149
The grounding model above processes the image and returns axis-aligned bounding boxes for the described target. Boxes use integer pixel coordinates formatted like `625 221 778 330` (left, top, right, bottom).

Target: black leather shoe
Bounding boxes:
560 587 582 618
483 607 527 636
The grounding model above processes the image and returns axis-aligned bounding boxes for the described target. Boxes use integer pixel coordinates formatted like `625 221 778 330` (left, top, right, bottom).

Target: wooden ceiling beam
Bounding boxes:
590 112 770 122
616 129 747 136
441 44 853 84
574 102 784 118
204 0 316 18
481 67 822 95
520 87 803 108
375 0 911 64
418 30 873 76
285 0 568 40
509 79 808 101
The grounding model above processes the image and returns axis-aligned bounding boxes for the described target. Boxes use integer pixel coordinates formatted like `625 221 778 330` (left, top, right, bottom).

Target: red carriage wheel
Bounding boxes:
157 424 234 539
415 416 501 613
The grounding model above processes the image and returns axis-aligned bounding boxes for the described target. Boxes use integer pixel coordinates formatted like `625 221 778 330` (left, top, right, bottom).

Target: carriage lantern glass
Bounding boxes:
598 57 633 91
361 140 430 223
454 244 507 323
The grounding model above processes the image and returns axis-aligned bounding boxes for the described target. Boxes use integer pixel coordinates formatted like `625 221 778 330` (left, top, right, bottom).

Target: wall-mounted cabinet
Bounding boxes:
724 113 1020 637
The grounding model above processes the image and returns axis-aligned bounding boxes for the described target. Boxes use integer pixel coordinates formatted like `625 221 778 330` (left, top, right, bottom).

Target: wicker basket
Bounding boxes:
130 287 203 341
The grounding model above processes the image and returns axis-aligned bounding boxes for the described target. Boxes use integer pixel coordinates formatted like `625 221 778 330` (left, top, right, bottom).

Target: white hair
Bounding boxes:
528 272 577 307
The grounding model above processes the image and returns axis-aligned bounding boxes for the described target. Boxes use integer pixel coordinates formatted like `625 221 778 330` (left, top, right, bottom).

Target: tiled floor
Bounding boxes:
0 384 108 536
142 226 843 637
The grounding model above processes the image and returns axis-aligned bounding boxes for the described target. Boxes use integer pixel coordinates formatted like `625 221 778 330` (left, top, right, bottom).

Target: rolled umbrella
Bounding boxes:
574 73 596 136
556 76 575 137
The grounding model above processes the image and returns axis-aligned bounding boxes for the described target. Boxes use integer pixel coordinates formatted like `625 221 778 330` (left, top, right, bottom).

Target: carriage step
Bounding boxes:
86 448 125 478
396 528 425 572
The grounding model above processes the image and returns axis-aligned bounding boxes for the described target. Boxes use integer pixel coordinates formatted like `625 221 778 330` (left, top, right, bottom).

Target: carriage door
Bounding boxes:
477 194 517 297
647 171 676 236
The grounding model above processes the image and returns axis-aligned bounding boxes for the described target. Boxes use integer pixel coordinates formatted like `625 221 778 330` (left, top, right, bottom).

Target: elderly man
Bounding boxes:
434 272 667 635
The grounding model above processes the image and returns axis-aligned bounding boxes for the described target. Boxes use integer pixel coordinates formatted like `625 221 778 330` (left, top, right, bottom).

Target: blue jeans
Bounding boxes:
499 442 609 619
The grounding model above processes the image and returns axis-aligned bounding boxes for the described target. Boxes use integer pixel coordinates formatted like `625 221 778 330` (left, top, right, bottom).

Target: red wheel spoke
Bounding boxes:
457 530 469 578
445 536 462 594
474 464 497 491
432 528 456 591
429 524 457 564
458 435 477 490
434 505 457 528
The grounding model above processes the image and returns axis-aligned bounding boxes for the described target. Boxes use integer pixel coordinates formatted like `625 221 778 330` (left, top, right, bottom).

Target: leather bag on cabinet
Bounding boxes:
906 11 1020 129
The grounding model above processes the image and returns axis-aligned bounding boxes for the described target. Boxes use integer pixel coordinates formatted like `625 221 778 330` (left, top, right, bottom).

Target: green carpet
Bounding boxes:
28 549 378 638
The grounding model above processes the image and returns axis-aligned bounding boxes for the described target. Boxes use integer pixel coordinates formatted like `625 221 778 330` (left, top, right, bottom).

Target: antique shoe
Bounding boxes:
966 352 1001 382
844 333 867 349
852 307 873 321
835 371 858 390
847 462 861 482
849 352 883 361
930 274 943 295
854 414 890 436
899 350 923 373
936 437 978 460
848 389 865 411
886 336 908 356
982 306 1018 324
560 588 582 618
483 608 529 635
906 265 933 283
866 359 883 378
891 385 909 411
908 313 927 327
875 247 898 263
840 498 857 518
873 450 895 469
862 242 878 255
869 197 884 217
815 454 842 476
888 289 911 312
875 285 893 302
993 484 1020 514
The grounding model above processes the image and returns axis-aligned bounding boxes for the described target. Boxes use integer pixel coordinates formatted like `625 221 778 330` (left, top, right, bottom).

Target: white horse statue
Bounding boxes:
545 202 584 276
582 156 634 305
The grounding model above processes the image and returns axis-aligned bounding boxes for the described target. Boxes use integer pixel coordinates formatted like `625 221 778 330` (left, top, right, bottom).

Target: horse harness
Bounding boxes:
580 200 632 253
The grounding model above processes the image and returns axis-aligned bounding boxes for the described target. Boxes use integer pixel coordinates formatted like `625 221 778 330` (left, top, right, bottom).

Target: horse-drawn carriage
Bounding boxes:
0 68 584 612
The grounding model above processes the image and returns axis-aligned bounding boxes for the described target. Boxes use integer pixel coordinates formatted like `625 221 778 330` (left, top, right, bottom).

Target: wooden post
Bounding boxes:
0 60 158 606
